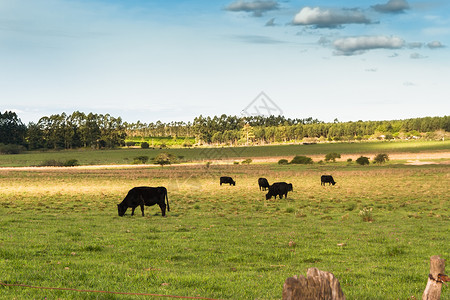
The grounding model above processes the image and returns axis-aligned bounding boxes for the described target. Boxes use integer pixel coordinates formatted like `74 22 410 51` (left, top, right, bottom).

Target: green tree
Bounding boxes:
373 153 389 164
290 155 313 164
356 156 370 165
0 111 27 146
153 152 177 167
325 152 341 162
241 123 255 145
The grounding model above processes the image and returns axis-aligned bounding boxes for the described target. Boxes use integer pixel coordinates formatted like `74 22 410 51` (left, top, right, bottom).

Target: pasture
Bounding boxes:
0 140 448 167
0 162 449 299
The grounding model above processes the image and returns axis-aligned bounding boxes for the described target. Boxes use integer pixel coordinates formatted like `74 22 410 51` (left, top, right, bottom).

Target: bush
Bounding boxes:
356 156 370 166
278 159 289 165
0 144 26 154
241 158 252 165
325 152 341 162
39 159 79 167
290 155 313 164
126 141 136 147
346 158 353 164
133 156 149 164
153 153 177 167
63 159 79 167
140 142 149 149
373 153 389 164
39 159 64 167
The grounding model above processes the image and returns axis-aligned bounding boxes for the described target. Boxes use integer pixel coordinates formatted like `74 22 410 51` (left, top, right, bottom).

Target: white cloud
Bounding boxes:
410 53 427 59
225 0 279 17
372 0 410 14
427 41 444 49
292 7 371 28
333 36 405 55
408 42 423 48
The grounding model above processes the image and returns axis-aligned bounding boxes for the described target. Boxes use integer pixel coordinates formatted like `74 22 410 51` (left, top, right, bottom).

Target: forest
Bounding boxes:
0 111 448 151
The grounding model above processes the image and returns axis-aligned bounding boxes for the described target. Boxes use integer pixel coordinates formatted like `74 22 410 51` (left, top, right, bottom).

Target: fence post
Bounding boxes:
422 255 446 300
282 267 345 300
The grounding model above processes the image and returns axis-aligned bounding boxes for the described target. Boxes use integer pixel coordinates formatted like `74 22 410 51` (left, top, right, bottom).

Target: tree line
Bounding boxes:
0 111 448 150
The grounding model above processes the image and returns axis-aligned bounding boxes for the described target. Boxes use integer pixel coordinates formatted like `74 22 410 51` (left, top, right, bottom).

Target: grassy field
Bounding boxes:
0 140 448 167
0 162 448 299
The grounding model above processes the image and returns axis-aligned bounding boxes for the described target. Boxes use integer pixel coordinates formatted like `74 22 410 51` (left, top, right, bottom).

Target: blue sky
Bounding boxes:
1 0 449 124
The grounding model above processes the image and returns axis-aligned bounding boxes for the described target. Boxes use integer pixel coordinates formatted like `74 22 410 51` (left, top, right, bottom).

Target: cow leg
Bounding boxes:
159 204 166 217
131 206 135 216
140 204 145 216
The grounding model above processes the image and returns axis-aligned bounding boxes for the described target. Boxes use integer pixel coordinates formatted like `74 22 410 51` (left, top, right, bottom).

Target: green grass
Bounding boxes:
0 163 449 299
0 140 448 167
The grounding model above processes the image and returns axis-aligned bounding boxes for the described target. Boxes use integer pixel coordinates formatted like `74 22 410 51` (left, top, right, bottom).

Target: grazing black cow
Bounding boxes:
321 175 336 186
220 176 235 186
258 177 270 191
117 186 169 217
266 182 293 200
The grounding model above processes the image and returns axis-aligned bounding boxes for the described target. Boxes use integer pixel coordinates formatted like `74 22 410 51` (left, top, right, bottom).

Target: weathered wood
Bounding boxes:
282 267 345 300
422 255 446 300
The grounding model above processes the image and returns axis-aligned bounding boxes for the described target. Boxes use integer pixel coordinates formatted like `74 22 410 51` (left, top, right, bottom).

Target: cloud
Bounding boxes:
233 35 285 44
333 35 405 55
408 42 423 49
292 7 372 28
427 41 444 49
410 53 427 59
372 0 410 14
225 0 279 17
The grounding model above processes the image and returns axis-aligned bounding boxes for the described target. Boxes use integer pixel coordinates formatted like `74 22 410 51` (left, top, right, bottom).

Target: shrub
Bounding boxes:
278 159 289 165
325 152 341 162
373 153 389 164
241 158 252 165
356 156 370 166
0 144 26 154
39 159 64 167
133 156 149 164
359 207 374 222
126 141 136 147
153 153 177 167
290 155 313 164
63 159 79 167
140 142 149 149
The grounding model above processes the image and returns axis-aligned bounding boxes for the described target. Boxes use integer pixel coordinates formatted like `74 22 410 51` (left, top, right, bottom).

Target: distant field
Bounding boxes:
0 140 449 167
0 163 448 299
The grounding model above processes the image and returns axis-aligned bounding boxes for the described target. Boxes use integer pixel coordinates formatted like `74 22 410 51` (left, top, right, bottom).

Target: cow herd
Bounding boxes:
117 175 336 217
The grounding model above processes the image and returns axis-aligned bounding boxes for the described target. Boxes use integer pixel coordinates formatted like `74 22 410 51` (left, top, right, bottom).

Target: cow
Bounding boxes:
258 177 270 191
321 175 336 186
117 186 170 217
266 182 293 200
220 176 235 186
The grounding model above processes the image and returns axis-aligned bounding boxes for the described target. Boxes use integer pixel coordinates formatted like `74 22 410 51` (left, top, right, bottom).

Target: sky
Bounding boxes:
1 0 449 124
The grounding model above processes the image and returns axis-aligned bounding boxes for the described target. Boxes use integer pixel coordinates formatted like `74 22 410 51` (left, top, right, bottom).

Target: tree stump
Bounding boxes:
282 267 345 300
422 255 446 300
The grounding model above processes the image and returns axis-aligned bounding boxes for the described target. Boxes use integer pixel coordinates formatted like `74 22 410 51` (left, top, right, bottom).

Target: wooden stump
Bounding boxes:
422 255 446 300
282 267 345 300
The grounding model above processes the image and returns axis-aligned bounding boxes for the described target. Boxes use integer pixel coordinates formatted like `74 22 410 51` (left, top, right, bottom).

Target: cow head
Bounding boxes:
287 183 293 191
332 181 336 185
117 203 127 216
265 193 271 200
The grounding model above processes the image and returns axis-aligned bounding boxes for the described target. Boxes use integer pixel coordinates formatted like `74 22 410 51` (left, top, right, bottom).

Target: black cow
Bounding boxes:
321 175 336 186
117 186 170 217
220 176 235 186
258 177 270 191
266 182 293 200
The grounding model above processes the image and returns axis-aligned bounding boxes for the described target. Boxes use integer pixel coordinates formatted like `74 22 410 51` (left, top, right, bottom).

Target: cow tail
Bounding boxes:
166 190 170 212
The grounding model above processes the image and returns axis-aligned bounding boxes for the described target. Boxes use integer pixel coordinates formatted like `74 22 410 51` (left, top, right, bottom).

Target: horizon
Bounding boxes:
1 0 449 124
